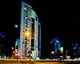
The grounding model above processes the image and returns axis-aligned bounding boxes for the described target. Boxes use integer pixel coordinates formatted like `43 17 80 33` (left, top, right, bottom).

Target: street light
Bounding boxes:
51 51 55 59
11 47 14 55
51 51 54 54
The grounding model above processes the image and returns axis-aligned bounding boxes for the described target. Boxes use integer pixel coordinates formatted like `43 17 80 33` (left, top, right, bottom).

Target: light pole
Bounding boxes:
66 50 68 59
11 47 14 56
51 51 55 59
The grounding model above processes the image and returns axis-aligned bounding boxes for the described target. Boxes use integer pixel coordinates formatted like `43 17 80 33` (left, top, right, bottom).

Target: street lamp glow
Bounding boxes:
11 47 14 50
51 51 54 54
66 56 71 59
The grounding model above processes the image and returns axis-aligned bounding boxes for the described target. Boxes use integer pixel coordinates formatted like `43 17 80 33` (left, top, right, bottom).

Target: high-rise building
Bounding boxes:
19 1 41 59
50 38 63 58
71 43 79 58
15 39 20 55
78 47 80 57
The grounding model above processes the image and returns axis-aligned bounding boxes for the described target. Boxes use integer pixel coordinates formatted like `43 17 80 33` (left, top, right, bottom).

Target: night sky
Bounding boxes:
0 0 80 57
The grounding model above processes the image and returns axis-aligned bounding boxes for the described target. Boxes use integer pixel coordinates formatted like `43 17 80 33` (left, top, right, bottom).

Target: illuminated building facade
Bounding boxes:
19 1 41 59
15 39 20 55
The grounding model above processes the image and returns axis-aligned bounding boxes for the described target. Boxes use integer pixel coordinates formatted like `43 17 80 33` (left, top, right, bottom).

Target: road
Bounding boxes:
0 59 80 64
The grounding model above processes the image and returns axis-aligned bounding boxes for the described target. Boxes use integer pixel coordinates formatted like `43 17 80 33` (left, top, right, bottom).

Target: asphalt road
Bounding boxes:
0 59 80 64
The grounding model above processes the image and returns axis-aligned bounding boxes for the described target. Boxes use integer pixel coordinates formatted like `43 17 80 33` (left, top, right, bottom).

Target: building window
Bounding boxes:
31 18 35 50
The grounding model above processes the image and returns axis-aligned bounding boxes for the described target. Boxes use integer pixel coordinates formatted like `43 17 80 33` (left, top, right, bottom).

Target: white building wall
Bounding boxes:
20 1 41 59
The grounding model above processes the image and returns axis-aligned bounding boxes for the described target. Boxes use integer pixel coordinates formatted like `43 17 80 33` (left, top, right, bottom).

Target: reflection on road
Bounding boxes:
0 58 80 64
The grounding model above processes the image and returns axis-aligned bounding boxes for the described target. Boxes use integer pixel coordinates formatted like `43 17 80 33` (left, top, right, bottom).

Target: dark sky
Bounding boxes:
0 0 80 57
